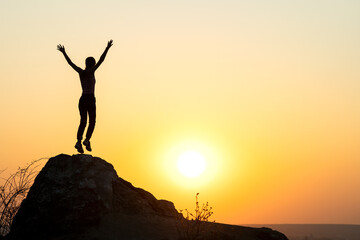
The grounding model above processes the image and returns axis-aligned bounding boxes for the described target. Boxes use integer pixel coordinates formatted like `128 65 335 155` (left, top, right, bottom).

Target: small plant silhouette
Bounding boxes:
177 193 214 240
0 158 45 236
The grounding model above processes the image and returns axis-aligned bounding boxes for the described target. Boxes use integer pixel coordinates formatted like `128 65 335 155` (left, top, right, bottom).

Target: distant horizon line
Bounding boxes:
238 223 360 226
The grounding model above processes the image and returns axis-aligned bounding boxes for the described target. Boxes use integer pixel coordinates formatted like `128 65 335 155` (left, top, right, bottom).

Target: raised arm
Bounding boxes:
57 44 82 73
94 40 113 71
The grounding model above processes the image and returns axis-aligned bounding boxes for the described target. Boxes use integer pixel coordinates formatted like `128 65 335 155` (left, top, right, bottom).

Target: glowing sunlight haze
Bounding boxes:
1 0 360 225
177 150 207 178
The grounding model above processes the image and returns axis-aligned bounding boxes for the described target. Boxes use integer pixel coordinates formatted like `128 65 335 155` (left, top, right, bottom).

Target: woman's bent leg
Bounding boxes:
77 96 88 141
85 96 96 140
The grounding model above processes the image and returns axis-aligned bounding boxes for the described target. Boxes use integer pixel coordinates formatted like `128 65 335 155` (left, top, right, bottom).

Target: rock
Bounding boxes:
7 154 288 240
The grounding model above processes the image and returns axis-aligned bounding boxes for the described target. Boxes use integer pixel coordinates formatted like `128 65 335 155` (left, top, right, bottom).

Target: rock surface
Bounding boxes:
7 154 288 240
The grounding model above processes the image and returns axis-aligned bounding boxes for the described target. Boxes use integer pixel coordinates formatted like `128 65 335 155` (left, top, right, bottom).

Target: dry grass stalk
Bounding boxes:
177 193 214 240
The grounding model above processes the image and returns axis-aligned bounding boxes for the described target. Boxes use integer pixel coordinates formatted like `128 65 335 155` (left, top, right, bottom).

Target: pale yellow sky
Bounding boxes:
0 0 360 224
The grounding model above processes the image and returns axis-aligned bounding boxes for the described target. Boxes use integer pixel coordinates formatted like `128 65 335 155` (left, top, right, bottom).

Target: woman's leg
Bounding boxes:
85 96 96 140
77 96 88 141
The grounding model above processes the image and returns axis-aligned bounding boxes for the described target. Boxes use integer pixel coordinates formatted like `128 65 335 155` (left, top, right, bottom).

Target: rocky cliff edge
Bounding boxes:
7 154 288 240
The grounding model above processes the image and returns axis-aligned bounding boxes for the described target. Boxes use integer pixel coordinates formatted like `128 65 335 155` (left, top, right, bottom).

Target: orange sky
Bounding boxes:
0 0 360 224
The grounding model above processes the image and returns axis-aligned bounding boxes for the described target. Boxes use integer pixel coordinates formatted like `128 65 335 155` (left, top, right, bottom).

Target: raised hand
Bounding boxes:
57 44 65 53
107 40 113 49
57 44 82 73
93 40 113 70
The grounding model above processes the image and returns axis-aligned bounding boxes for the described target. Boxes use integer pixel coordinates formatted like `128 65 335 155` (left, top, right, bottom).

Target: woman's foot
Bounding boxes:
83 139 92 152
75 141 84 154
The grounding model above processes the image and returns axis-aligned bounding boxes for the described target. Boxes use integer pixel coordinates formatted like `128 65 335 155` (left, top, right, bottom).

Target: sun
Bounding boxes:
177 151 207 178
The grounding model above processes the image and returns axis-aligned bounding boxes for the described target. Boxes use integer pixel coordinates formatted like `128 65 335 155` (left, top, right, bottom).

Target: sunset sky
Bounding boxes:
1 0 359 225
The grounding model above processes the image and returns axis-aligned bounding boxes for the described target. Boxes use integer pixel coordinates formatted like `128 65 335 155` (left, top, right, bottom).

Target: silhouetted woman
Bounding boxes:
57 40 113 153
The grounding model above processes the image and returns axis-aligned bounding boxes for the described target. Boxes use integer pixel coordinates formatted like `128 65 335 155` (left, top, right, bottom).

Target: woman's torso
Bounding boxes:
79 69 96 95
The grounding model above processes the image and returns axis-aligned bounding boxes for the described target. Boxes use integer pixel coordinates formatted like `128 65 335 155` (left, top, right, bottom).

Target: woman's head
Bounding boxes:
85 57 96 69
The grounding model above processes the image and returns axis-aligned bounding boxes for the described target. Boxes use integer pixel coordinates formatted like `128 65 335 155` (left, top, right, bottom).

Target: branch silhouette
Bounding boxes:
0 158 46 236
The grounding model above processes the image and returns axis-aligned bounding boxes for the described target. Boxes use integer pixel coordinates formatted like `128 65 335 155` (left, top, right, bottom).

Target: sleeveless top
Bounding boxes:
79 69 96 95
